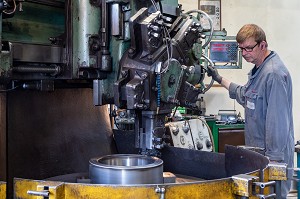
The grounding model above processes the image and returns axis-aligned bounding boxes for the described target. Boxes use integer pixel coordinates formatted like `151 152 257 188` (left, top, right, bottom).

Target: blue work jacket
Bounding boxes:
228 51 294 163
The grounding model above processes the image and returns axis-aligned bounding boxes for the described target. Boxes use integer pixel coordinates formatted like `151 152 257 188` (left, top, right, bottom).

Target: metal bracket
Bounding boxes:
252 181 276 199
27 181 64 198
232 174 259 197
232 174 278 199
268 162 288 181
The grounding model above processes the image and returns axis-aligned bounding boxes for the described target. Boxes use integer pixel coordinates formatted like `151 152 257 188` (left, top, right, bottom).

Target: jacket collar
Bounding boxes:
247 51 276 79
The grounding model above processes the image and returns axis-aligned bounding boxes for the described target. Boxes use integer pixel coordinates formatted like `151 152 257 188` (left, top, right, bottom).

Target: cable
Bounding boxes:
172 106 178 118
160 26 173 74
184 9 214 48
0 85 19 92
150 0 172 75
3 0 17 15
201 54 214 93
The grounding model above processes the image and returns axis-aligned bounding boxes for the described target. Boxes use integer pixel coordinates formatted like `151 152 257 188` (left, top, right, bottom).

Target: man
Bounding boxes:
207 24 294 198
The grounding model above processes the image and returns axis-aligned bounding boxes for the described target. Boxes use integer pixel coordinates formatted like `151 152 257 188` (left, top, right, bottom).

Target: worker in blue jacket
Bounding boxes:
207 24 294 199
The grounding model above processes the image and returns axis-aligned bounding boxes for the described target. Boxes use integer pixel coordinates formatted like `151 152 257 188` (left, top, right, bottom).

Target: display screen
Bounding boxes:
209 41 238 63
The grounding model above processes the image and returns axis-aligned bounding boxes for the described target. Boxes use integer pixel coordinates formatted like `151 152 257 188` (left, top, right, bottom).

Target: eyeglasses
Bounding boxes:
238 43 259 52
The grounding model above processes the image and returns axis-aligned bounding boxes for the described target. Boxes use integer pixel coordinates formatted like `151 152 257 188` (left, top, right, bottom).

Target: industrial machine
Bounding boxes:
0 0 292 198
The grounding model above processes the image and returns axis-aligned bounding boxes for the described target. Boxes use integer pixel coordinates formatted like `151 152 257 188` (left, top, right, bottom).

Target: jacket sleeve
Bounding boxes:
228 82 246 107
264 73 290 161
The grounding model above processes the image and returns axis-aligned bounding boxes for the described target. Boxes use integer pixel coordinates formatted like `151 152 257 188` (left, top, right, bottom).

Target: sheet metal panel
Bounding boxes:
5 88 116 197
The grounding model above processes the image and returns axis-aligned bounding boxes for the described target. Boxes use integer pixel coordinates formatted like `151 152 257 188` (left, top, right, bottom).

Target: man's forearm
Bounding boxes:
220 77 231 90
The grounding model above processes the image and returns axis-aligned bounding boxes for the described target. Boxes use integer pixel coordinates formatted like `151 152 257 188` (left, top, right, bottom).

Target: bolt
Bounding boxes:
149 25 160 32
182 124 189 133
155 144 164 149
134 104 144 109
172 126 179 136
206 139 212 148
155 20 164 26
141 73 148 79
128 48 135 54
121 71 127 77
92 43 100 51
163 16 172 23
152 86 158 91
147 55 153 60
155 187 166 194
188 66 195 74
151 32 160 38
191 28 197 32
197 142 203 150
168 75 176 86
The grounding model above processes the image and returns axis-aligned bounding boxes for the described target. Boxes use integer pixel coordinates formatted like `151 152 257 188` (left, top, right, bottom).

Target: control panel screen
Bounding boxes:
209 41 238 63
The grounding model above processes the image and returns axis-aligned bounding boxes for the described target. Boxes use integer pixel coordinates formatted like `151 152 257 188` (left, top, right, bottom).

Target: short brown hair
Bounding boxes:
236 24 267 44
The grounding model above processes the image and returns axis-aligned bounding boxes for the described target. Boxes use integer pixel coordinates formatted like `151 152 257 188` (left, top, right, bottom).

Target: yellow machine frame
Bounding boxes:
0 182 6 199
13 163 287 199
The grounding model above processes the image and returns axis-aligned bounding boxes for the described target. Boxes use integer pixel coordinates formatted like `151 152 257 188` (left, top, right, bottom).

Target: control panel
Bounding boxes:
166 118 213 152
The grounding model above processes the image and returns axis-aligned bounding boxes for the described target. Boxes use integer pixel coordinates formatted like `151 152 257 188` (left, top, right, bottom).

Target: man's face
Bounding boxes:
238 37 261 64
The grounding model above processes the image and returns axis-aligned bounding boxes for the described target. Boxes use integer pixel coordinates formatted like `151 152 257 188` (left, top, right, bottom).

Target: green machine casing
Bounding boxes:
206 119 245 152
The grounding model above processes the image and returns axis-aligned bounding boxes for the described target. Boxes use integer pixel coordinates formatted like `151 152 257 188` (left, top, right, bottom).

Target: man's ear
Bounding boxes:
260 41 267 50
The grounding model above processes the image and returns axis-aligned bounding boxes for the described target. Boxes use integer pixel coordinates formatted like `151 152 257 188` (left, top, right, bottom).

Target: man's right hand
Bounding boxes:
207 65 223 84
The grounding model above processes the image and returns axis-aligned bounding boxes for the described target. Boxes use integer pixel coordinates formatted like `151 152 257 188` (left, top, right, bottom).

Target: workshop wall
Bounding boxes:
179 0 300 143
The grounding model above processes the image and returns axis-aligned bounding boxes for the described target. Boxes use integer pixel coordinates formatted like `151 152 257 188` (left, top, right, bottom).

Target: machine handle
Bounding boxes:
253 181 276 199
253 181 276 188
27 190 50 197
